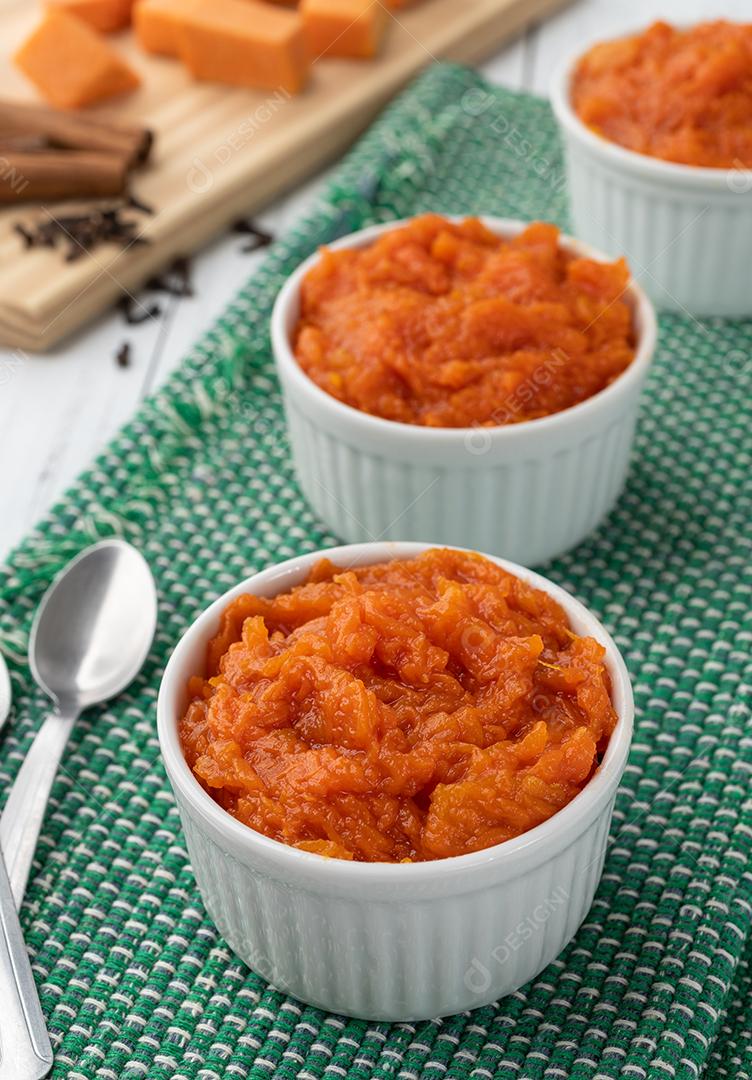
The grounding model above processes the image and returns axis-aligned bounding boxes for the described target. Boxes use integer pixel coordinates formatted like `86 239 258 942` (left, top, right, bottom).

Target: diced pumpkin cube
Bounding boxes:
177 0 310 95
301 0 387 59
14 10 140 108
133 0 197 56
46 0 134 33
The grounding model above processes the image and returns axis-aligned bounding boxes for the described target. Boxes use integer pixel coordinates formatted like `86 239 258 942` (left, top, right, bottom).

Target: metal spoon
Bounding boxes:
0 654 10 736
0 539 157 907
0 652 54 1080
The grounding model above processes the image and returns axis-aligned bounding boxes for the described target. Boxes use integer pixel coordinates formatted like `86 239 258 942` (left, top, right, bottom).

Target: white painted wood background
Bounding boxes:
1 0 747 561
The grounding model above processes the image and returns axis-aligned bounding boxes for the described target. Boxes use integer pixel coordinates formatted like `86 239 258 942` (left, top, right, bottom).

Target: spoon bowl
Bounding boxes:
0 538 157 907
30 540 157 713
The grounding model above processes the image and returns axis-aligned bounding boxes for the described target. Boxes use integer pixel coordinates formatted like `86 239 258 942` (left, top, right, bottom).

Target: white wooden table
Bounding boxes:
1 0 746 561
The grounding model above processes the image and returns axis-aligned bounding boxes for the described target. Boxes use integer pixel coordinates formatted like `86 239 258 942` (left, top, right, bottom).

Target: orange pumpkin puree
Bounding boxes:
293 215 634 428
572 21 752 168
180 549 617 862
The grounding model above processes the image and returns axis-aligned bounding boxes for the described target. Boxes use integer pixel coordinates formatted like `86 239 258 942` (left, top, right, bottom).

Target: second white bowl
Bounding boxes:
551 44 752 317
271 218 656 566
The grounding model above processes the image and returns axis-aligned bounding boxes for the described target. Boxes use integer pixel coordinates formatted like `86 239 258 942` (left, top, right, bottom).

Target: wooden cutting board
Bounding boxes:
0 0 568 351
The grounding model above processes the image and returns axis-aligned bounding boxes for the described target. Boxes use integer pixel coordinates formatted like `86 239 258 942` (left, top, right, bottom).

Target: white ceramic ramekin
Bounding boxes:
551 44 752 317
271 218 656 567
158 541 634 1021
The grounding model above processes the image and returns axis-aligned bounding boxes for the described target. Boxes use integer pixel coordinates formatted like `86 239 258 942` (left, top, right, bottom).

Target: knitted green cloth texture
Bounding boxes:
1 63 751 1080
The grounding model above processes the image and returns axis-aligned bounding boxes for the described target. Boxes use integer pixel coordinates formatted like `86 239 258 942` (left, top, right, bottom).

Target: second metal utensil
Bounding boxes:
0 652 53 1080
0 539 157 907
0 654 10 737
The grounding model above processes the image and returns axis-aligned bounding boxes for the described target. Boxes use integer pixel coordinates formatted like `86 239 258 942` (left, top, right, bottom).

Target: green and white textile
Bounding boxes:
1 64 751 1080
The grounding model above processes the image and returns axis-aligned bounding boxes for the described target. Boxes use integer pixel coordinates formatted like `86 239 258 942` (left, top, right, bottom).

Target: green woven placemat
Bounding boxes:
2 63 751 1080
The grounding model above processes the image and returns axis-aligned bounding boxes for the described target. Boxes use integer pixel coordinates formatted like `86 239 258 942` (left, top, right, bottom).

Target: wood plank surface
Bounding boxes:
0 0 569 350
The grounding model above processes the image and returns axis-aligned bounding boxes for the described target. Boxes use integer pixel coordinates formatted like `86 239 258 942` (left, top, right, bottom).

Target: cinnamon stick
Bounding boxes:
0 150 130 202
0 134 47 152
0 101 152 167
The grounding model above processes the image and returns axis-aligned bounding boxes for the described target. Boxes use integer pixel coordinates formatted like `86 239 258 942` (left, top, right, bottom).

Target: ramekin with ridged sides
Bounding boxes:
158 541 634 1022
271 218 656 567
551 47 752 317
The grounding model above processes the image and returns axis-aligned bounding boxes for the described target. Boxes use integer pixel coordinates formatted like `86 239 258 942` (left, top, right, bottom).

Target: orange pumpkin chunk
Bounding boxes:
46 0 134 32
133 0 196 55
15 10 140 108
180 549 618 863
302 0 387 60
177 0 310 95
572 20 752 168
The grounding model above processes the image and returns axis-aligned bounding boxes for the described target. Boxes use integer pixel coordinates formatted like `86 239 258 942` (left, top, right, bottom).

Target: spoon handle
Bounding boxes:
0 846 53 1079
0 655 11 737
0 711 76 907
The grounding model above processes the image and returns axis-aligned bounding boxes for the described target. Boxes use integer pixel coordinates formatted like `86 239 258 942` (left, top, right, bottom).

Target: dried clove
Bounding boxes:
146 254 193 297
117 255 194 327
231 218 274 253
115 341 132 367
12 222 34 248
12 198 152 262
118 295 162 325
126 193 155 215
